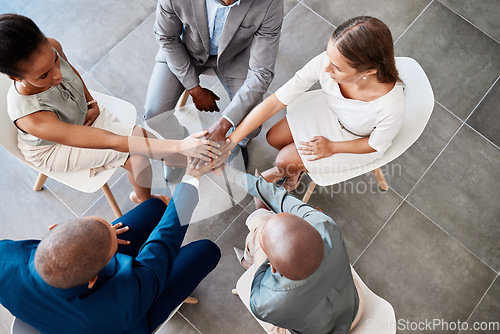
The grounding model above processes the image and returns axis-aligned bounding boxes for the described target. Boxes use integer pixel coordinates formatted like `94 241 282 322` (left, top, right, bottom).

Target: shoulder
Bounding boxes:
47 38 63 55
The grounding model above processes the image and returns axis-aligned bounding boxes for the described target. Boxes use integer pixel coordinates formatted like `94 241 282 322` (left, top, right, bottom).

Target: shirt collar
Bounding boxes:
211 0 240 8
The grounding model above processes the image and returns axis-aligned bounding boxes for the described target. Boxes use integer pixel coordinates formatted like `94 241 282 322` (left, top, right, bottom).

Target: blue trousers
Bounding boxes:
113 198 221 332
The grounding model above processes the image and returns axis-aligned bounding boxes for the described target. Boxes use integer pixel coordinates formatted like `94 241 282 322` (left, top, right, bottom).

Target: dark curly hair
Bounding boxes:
0 13 47 77
331 16 400 83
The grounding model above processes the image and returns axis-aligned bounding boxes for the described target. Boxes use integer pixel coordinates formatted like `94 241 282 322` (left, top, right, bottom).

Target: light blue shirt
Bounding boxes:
206 0 240 55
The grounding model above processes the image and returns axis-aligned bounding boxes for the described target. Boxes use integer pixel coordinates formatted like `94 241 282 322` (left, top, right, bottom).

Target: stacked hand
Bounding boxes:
179 131 222 161
297 136 335 161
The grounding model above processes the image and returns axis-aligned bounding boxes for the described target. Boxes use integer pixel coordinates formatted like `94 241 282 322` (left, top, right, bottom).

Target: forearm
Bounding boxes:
228 94 285 143
331 137 376 154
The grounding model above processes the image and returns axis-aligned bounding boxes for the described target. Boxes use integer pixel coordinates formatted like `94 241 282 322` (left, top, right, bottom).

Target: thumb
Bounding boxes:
212 91 220 100
310 136 320 142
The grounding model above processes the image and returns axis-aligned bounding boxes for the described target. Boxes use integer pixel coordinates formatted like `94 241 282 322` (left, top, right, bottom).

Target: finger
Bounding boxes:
112 222 123 229
200 149 219 160
189 158 200 169
299 141 312 147
117 239 131 245
115 226 129 235
212 92 220 100
192 130 208 138
206 140 221 149
298 150 314 155
310 136 320 142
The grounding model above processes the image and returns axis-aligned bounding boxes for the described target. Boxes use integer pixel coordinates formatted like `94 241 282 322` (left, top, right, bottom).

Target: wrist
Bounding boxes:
328 140 337 155
188 85 203 97
217 117 233 133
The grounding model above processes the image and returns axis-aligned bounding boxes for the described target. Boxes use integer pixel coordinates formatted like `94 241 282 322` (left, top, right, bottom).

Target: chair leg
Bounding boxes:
34 173 48 191
183 296 198 304
175 90 190 111
371 168 389 191
302 180 317 203
101 183 122 218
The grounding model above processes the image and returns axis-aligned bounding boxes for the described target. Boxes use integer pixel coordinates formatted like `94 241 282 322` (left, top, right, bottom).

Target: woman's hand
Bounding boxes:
179 130 222 161
112 222 130 245
84 103 100 126
298 136 336 161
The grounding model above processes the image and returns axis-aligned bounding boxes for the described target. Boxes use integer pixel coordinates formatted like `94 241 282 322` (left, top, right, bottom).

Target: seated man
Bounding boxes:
0 159 223 334
225 167 364 334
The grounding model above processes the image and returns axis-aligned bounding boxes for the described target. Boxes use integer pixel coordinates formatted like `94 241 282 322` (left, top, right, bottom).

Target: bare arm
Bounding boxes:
228 94 286 144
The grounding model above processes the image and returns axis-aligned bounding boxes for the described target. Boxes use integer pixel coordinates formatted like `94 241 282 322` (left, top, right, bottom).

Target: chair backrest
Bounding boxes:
350 267 396 334
11 317 41 334
301 57 434 186
0 74 137 193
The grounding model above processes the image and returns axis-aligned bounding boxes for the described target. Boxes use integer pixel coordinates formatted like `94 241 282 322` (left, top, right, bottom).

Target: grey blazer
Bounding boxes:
225 169 358 334
154 0 284 125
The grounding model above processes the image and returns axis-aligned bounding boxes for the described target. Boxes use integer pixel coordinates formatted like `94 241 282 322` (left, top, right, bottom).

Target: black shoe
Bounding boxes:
240 145 249 169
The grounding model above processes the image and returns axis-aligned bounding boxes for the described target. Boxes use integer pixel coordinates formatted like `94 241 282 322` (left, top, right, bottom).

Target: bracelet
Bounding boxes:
87 100 97 106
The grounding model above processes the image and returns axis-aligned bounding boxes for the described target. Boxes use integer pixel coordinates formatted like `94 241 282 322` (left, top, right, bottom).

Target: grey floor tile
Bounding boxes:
438 0 500 42
269 3 334 92
408 125 500 272
385 103 462 197
155 312 200 334
0 304 12 334
284 0 299 16
303 173 403 261
466 81 500 147
0 2 18 13
355 202 497 334
302 0 430 41
0 150 76 240
40 167 127 217
89 14 157 118
22 0 156 71
180 212 265 334
395 1 500 120
461 276 500 334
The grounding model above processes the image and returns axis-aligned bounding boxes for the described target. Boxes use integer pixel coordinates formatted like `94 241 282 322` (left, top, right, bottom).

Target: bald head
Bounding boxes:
260 213 324 280
35 217 115 289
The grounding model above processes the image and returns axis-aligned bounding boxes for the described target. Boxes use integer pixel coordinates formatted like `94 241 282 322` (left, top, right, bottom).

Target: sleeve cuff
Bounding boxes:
181 175 200 189
222 115 235 127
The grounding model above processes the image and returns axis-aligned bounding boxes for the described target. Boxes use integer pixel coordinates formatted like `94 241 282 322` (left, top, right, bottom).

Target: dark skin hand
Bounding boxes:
190 117 233 169
189 85 220 112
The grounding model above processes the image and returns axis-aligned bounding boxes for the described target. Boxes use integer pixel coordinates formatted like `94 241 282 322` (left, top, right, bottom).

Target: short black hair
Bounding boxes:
0 13 47 77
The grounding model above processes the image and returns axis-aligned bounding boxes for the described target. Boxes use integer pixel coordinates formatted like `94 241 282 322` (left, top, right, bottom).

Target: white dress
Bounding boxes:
275 52 406 174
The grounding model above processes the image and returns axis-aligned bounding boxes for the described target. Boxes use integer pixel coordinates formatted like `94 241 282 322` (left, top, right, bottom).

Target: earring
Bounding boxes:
363 76 367 80
20 81 27 88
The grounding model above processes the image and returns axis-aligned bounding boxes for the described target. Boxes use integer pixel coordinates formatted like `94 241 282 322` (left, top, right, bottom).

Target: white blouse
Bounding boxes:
275 51 405 153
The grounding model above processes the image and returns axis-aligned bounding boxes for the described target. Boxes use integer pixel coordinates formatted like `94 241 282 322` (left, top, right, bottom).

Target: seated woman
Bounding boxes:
227 16 405 190
0 14 220 203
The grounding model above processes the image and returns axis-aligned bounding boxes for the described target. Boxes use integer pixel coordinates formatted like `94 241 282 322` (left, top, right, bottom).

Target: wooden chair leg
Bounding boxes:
371 167 389 191
183 296 198 304
101 183 122 218
34 173 48 191
175 90 190 111
302 180 317 203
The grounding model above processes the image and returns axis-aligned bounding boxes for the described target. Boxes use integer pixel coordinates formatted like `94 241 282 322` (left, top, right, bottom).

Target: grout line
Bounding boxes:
434 100 463 123
437 0 500 45
298 2 336 29
405 200 498 273
214 205 249 243
463 122 499 150
353 198 405 265
37 182 80 218
283 1 300 19
402 120 463 201
463 75 500 124
394 0 434 45
177 311 203 334
458 274 500 334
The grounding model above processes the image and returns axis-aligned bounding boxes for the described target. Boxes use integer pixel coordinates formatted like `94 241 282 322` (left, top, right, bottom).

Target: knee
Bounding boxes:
266 128 280 150
198 239 221 266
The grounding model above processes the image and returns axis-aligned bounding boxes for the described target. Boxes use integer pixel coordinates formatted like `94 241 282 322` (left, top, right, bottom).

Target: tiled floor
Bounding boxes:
1 0 499 333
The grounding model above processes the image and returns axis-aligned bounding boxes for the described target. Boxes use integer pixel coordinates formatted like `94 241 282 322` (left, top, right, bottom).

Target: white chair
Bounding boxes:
11 297 198 334
0 75 138 217
292 57 434 203
234 265 396 334
10 318 40 334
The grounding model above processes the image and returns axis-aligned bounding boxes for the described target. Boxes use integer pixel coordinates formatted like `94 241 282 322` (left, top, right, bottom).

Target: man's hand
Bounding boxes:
185 151 231 179
206 117 233 142
112 222 130 245
84 103 100 126
189 85 220 112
